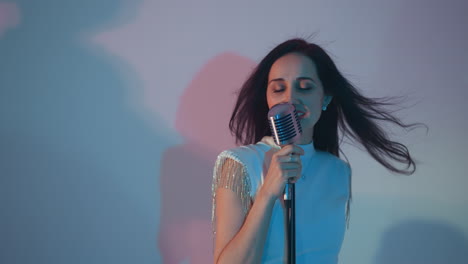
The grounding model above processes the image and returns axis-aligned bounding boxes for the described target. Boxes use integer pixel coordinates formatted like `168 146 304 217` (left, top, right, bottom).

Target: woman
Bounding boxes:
212 38 418 263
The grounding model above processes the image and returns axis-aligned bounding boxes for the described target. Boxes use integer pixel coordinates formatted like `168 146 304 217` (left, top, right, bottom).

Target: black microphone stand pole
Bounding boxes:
284 182 295 264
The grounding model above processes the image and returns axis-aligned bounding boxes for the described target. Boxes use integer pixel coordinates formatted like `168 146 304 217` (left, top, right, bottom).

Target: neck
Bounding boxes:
296 130 313 145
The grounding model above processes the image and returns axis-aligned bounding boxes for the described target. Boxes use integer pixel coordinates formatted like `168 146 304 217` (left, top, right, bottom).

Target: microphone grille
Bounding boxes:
267 103 303 146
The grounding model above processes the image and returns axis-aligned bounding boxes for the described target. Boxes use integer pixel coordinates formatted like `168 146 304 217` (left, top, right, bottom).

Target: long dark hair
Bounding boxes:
229 38 423 221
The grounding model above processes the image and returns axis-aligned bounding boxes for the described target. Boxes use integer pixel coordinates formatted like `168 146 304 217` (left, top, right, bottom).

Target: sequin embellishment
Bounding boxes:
211 153 252 235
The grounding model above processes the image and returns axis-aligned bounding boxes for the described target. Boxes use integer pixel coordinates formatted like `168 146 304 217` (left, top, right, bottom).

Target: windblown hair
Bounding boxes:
229 38 423 221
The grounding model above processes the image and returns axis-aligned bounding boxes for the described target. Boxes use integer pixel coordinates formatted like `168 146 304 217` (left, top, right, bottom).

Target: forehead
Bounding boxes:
268 53 318 80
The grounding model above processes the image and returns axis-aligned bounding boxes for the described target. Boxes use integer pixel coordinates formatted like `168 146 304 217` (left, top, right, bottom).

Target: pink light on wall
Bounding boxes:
0 2 20 38
158 52 256 263
175 52 256 153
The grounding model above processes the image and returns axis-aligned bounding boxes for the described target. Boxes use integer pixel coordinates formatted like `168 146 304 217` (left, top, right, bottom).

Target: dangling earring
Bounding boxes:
322 105 328 111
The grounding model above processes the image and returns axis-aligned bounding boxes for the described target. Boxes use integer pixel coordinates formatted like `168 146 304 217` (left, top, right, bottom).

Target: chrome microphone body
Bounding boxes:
268 103 303 147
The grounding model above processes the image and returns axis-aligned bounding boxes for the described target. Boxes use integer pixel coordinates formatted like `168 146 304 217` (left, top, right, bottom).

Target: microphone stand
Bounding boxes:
284 182 295 264
268 102 301 264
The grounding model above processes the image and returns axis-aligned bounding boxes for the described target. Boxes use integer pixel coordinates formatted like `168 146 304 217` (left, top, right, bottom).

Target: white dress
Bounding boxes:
212 136 351 263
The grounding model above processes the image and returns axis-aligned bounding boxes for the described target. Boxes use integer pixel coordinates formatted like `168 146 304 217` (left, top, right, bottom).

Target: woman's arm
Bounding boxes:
214 185 276 264
213 145 304 263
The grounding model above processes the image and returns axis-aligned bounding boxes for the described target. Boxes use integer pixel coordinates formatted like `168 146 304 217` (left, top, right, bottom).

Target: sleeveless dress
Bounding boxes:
212 136 351 263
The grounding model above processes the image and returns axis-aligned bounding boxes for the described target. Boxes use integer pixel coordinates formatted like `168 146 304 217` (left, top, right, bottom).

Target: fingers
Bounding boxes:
277 171 301 185
278 160 302 171
281 168 301 179
275 144 304 156
264 144 304 199
272 146 303 181
277 154 300 163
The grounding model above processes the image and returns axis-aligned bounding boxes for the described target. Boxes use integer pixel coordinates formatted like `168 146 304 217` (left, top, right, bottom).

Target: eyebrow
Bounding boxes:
268 77 317 85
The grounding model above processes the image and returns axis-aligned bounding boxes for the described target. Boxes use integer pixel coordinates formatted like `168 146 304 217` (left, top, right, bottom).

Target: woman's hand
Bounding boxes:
260 144 304 201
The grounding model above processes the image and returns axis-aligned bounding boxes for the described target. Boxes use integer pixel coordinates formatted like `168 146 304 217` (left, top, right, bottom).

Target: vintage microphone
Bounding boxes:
267 102 302 264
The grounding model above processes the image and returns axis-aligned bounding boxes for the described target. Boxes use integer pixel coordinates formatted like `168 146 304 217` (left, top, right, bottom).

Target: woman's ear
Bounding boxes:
322 95 333 110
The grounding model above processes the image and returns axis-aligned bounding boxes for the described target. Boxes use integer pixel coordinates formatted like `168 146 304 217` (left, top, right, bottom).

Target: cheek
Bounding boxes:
266 94 275 109
312 94 325 109
303 98 324 125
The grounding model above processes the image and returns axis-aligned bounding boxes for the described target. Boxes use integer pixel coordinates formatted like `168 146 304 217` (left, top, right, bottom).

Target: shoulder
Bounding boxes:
214 142 271 199
216 141 271 165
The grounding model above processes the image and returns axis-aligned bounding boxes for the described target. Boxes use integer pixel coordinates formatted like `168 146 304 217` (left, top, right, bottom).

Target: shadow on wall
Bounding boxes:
0 1 173 264
374 219 468 264
157 53 255 264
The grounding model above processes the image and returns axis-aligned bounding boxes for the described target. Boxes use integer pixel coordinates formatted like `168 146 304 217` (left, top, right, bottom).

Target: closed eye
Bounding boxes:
273 88 285 93
298 85 314 91
270 84 285 93
299 79 315 90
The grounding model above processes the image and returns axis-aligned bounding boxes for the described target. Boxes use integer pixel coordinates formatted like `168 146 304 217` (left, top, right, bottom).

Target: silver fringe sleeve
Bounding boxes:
211 155 252 235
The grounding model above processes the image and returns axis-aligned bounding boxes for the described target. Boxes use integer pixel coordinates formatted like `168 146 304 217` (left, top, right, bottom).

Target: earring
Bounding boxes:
322 96 332 111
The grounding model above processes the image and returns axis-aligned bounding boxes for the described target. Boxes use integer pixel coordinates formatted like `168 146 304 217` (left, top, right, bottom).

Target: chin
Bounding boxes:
299 118 314 129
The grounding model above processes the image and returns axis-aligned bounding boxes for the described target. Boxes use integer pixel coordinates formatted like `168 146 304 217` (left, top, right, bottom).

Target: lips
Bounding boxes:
294 103 311 120
296 109 309 120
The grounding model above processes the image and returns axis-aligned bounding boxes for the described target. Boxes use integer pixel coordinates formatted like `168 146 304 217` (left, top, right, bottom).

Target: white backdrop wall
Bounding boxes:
1 0 467 263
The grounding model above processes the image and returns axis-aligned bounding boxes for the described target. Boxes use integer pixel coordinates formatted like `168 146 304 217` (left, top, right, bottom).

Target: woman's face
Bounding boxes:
267 52 331 144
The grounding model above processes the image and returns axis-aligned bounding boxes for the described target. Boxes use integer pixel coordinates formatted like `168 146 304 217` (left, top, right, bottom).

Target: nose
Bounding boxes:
283 86 300 104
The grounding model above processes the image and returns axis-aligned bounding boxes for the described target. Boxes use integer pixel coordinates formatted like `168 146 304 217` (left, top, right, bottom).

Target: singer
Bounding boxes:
211 38 418 263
